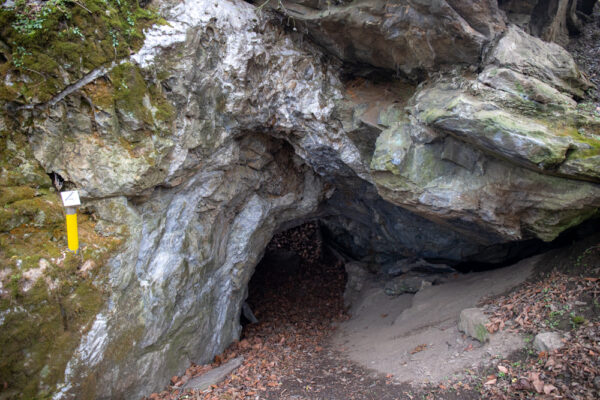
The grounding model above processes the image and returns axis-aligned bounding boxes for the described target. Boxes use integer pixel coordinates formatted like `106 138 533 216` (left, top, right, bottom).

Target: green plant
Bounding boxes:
570 313 586 329
11 45 31 68
12 0 70 36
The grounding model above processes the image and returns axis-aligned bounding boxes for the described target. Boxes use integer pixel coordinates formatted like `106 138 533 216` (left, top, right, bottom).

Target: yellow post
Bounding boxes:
65 207 79 252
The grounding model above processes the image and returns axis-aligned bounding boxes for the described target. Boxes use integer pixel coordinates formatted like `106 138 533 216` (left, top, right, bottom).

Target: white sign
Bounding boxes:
60 191 81 207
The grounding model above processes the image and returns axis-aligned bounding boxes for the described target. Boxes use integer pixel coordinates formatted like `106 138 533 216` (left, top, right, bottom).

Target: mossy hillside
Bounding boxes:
0 130 124 399
0 0 159 104
0 221 122 399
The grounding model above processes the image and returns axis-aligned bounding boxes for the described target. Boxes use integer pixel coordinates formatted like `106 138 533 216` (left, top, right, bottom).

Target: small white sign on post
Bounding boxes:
60 191 81 208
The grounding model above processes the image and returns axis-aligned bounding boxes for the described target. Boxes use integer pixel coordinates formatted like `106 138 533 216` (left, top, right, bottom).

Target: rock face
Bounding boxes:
0 0 599 399
278 0 505 75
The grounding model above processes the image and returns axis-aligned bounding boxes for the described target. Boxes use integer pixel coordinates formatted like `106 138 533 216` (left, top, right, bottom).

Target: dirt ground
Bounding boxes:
333 256 535 384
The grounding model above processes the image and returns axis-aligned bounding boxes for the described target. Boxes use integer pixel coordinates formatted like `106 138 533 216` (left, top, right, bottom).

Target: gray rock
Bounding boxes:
183 357 244 391
242 302 258 324
458 308 490 342
533 332 566 352
488 25 592 97
4 0 600 399
276 0 505 75
343 262 372 308
384 275 431 296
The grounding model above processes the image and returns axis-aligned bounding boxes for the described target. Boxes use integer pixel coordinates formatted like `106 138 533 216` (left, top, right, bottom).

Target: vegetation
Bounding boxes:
0 101 124 399
0 0 159 104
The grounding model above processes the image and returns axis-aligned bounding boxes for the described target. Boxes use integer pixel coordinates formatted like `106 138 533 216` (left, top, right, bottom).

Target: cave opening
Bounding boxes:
242 221 347 333
242 215 600 329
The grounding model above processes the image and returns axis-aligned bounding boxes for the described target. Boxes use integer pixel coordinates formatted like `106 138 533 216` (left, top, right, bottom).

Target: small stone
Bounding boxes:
533 332 565 352
458 308 490 342
183 357 243 391
384 275 429 296
593 376 600 390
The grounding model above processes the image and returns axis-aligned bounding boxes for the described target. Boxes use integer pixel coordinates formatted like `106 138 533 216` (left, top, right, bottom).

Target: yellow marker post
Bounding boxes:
60 191 81 253
65 208 79 252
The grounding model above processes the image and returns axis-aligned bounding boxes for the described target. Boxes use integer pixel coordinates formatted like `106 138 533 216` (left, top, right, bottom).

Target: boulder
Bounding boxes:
384 275 432 296
533 331 567 352
275 0 505 75
458 308 490 342
370 26 600 243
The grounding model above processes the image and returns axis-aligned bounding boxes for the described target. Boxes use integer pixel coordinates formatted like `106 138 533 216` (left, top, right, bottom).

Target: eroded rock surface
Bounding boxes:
0 0 599 398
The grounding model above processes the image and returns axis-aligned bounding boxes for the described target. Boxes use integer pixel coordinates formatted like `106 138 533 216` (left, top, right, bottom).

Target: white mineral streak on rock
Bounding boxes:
132 0 256 68
53 314 108 399
211 194 266 349
74 313 109 367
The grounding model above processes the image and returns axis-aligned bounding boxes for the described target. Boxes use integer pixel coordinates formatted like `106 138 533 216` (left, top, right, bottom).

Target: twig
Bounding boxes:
69 0 93 14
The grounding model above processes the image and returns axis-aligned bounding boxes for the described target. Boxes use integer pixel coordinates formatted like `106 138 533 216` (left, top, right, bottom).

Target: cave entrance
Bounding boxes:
242 221 347 333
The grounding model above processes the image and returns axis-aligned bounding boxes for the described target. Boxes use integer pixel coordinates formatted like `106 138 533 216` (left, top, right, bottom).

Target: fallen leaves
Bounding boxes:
478 243 600 400
142 222 353 400
410 344 427 354
484 377 497 385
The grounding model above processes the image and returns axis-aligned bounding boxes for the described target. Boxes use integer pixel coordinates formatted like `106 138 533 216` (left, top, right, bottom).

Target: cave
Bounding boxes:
3 0 600 398
243 221 346 330
243 215 600 331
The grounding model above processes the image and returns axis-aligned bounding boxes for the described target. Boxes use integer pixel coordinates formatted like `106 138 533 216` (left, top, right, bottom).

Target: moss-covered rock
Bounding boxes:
0 128 124 399
0 0 159 104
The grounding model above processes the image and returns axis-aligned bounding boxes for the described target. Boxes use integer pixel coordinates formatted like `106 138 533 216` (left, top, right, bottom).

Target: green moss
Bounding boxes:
0 0 159 103
110 62 154 124
419 107 452 124
0 185 37 205
0 216 123 398
91 62 176 136
0 131 125 399
475 324 489 342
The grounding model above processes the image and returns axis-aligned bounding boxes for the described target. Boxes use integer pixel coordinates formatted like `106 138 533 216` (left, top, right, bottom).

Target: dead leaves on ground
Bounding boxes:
410 344 427 354
479 263 600 400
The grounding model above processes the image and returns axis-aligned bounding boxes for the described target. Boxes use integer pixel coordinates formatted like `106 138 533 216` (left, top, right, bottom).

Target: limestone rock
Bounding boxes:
343 262 372 308
2 0 600 399
183 357 243 391
370 26 600 243
533 331 566 352
458 308 491 342
383 258 455 277
276 0 505 75
488 25 592 97
384 275 432 296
